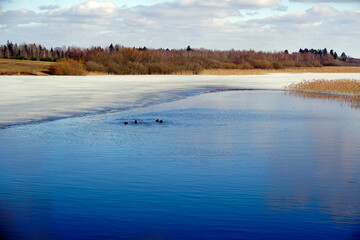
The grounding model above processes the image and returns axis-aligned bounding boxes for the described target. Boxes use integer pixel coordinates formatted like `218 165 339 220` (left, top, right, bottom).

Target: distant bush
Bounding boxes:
281 60 301 68
40 57 59 62
238 61 254 69
8 56 26 60
188 62 203 74
85 60 107 73
147 62 171 74
49 59 86 75
273 61 284 69
322 60 344 66
251 59 274 69
130 62 148 74
222 62 238 69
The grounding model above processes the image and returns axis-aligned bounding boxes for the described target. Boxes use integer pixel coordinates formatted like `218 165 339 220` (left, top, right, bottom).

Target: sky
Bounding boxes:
0 0 360 57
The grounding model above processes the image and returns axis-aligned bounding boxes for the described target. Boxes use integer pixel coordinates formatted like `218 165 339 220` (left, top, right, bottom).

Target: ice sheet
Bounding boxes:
1 73 359 127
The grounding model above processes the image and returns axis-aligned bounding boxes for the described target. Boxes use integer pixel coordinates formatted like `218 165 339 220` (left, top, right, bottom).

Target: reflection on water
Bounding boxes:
0 90 360 240
286 90 360 109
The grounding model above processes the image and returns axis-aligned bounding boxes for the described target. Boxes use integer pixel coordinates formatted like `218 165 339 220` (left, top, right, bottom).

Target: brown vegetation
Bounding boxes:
285 79 360 109
49 59 86 75
0 58 54 75
79 47 354 75
285 79 360 95
1 58 359 76
1 41 360 75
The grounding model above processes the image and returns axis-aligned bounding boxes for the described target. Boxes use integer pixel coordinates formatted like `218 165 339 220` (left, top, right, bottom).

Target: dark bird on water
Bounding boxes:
124 121 128 125
134 120 138 124
159 120 163 123
156 119 159 122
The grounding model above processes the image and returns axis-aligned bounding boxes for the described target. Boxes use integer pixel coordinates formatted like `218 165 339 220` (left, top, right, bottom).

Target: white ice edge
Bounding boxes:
1 73 360 127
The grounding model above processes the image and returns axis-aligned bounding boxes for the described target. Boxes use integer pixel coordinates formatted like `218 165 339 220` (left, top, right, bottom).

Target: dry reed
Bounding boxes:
285 79 360 109
285 79 360 95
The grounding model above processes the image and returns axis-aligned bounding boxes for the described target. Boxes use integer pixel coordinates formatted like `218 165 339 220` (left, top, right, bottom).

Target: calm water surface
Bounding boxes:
0 90 360 240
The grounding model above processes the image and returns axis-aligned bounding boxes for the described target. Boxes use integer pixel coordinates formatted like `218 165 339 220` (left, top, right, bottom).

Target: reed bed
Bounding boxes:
286 79 360 95
285 79 360 109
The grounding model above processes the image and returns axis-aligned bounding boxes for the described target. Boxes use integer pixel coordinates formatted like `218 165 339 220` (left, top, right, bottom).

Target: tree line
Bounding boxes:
1 41 358 75
298 48 348 61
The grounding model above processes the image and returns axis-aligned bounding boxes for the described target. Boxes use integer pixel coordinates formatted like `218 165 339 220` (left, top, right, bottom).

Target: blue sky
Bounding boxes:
1 0 360 56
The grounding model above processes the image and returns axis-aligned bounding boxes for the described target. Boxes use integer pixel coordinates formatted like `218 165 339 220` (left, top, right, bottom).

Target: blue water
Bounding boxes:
1 90 360 240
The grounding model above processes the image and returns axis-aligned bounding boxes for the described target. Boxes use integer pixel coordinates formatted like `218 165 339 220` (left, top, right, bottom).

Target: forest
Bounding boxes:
1 41 359 75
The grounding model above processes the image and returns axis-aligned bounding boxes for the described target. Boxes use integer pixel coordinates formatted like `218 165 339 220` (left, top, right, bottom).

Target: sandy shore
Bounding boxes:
1 73 360 128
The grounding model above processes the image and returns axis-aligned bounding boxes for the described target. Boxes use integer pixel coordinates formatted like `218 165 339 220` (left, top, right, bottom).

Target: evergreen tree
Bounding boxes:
333 52 338 59
323 48 327 55
109 43 114 53
340 52 347 61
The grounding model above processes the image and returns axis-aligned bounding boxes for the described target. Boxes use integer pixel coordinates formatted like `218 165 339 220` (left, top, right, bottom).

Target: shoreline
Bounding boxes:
1 73 360 129
1 59 360 76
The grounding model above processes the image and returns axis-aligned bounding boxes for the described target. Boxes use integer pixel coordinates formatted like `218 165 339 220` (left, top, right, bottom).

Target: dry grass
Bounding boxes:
171 70 195 75
285 79 360 109
285 79 360 95
87 71 112 76
200 66 360 75
0 58 55 76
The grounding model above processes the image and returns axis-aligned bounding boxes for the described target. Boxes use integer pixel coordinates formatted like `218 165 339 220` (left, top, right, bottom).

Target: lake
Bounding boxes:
0 90 359 240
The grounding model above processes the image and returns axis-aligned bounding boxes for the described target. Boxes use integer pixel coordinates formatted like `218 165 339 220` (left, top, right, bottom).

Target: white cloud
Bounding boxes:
0 9 36 25
274 4 288 11
17 22 47 28
177 0 281 9
68 0 117 16
290 0 359 2
47 0 117 18
39 5 60 10
45 0 118 24
0 1 359 56
119 0 280 26
306 5 338 16
123 4 241 22
248 5 360 53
